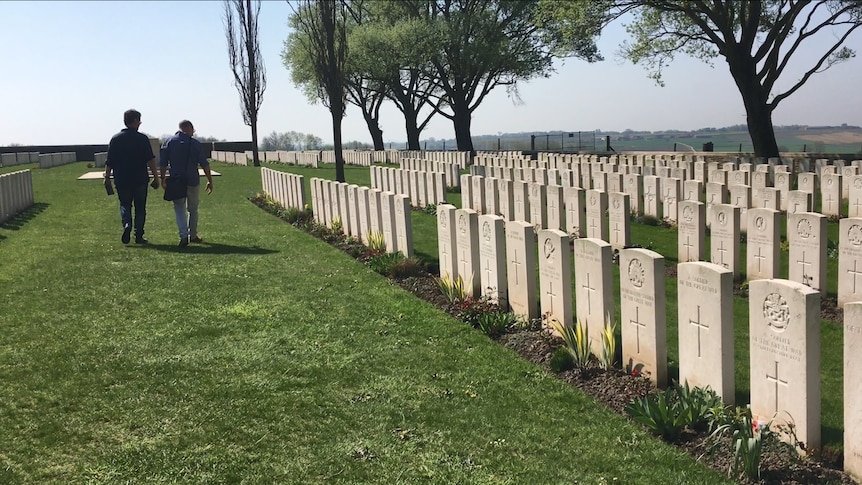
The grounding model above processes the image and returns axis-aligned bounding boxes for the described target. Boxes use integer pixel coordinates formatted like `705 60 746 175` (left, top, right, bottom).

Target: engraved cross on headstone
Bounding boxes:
797 251 813 287
753 246 766 273
765 360 789 414
715 240 729 268
510 249 522 285
689 305 709 358
848 259 862 294
582 273 596 315
629 306 646 354
683 234 694 261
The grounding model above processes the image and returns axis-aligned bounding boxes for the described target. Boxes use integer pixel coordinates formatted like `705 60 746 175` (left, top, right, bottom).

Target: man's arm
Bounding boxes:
148 157 160 189
159 140 170 189
203 166 213 194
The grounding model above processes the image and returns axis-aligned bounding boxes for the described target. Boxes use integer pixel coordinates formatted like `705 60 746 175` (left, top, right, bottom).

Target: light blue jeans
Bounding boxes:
172 184 201 240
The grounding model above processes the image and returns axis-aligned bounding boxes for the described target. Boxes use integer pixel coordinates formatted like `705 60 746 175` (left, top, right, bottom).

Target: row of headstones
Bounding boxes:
320 150 374 166
401 150 471 165
0 152 39 167
260 167 306 211
310 178 414 257
37 152 76 169
398 158 462 188
459 170 835 234
368 166 447 209
0 170 34 224
256 151 321 167
435 203 857 470
210 151 249 166
95 152 108 168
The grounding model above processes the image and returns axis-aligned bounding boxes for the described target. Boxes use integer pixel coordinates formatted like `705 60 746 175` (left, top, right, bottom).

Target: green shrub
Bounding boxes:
367 252 405 276
389 256 426 280
283 206 314 225
366 231 387 253
550 347 574 373
624 388 688 441
475 311 516 338
550 318 591 370
437 273 469 305
599 315 617 370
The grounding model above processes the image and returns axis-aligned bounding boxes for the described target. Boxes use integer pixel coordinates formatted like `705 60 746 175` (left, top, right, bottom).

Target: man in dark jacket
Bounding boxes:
104 109 161 244
159 120 214 247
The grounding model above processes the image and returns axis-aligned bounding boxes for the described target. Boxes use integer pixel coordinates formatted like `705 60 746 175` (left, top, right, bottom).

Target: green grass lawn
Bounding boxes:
0 162 734 484
267 161 847 453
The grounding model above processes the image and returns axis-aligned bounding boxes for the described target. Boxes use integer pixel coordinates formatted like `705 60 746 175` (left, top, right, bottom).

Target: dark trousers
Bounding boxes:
116 183 149 237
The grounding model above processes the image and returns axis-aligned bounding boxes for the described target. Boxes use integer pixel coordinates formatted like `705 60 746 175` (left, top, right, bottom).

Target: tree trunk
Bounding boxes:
251 118 261 167
743 99 780 159
362 112 384 151
451 101 474 153
727 54 780 159
403 103 421 151
331 108 345 182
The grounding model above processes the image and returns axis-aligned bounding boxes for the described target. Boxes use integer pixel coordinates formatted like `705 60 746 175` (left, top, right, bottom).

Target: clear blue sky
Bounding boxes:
1 0 860 146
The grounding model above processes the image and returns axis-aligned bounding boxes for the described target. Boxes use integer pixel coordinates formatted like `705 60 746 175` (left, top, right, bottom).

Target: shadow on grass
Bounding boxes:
137 241 279 255
0 202 50 234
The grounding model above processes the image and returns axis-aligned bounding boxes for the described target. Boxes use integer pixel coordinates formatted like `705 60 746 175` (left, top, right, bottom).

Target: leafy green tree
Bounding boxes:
349 3 443 150
284 0 349 182
604 0 862 158
393 0 603 153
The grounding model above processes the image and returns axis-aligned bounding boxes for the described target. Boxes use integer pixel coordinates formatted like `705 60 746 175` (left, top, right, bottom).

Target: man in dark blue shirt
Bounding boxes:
104 109 161 244
159 119 214 247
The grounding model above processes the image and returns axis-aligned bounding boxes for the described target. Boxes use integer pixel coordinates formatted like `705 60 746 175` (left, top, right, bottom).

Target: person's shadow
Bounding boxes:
139 241 279 255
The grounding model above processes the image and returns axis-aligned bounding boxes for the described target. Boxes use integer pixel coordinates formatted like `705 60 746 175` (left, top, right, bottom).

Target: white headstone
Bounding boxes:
746 208 781 281
749 279 820 451
564 186 586 238
585 189 609 241
538 229 573 328
787 212 827 292
478 214 507 305
845 303 862 480
838 218 862 306
455 208 481 296
710 204 741 279
574 238 614 353
677 262 735 404
678 200 706 263
506 220 538 319
437 204 459 279
608 192 630 250
620 248 667 387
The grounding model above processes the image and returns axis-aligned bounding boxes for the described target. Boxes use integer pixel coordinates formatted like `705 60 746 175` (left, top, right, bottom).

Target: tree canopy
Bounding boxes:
554 0 862 158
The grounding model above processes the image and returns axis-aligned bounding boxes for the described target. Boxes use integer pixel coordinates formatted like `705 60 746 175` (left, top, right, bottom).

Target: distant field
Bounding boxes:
609 129 862 154
484 128 862 155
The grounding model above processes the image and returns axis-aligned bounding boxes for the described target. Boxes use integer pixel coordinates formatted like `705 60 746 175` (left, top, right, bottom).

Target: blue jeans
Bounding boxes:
116 183 149 237
172 184 201 240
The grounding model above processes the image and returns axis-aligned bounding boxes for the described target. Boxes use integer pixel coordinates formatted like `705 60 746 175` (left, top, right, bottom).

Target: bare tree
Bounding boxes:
224 0 267 167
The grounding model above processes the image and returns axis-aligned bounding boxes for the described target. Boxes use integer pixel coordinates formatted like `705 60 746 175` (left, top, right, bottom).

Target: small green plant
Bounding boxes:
366 231 387 253
550 318 591 370
388 256 425 280
283 206 314 225
707 406 774 480
624 388 688 441
779 238 790 252
437 273 469 304
549 347 574 372
330 216 344 234
674 381 722 431
475 311 515 338
367 252 405 276
599 314 617 370
640 214 661 226
422 203 437 215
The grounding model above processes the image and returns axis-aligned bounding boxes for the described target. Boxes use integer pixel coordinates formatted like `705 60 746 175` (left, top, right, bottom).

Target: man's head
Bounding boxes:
123 109 142 129
179 120 195 137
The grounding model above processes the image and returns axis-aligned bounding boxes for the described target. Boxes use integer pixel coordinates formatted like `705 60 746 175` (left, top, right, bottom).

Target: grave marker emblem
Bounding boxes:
850 224 862 246
797 219 811 239
764 293 790 330
629 259 644 288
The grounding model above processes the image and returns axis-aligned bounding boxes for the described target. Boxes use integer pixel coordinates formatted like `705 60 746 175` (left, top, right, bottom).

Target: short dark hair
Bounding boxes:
123 109 141 128
179 120 194 130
